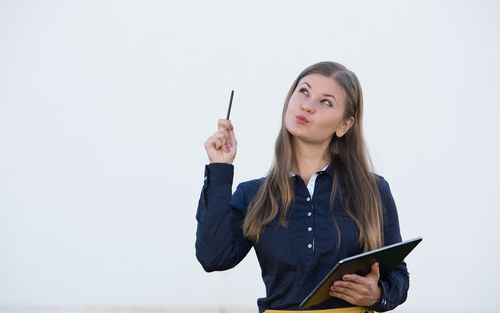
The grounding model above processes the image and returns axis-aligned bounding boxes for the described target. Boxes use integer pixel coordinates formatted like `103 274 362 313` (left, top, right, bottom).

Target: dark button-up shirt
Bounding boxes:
196 163 409 312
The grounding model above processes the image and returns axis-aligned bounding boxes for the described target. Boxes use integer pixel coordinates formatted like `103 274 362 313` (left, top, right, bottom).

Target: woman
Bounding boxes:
196 61 409 312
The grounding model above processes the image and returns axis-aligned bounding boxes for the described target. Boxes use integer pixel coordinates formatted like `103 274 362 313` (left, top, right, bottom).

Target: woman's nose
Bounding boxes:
301 98 315 113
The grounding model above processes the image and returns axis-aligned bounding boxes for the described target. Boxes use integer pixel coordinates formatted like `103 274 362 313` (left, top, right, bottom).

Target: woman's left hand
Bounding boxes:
329 262 382 307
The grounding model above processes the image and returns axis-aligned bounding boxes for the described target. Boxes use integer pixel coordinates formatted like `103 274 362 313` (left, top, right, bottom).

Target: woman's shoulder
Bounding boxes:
373 173 391 194
236 176 266 194
372 173 399 219
230 177 266 210
372 173 398 210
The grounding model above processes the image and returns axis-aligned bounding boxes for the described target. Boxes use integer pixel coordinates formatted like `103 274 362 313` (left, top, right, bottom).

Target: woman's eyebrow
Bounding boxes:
300 81 337 101
324 94 336 101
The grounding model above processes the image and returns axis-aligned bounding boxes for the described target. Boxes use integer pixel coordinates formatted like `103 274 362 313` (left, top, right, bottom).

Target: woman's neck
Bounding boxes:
292 139 331 185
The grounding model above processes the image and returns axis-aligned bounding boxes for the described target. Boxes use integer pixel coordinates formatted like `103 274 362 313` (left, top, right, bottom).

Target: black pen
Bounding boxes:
226 90 234 120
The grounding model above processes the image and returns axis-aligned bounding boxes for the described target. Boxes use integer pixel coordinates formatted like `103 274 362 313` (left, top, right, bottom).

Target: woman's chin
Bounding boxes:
288 128 308 139
286 122 308 134
292 133 334 146
292 134 319 144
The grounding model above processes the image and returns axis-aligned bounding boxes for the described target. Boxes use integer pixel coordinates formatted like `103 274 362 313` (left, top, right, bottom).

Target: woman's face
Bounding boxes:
284 73 354 144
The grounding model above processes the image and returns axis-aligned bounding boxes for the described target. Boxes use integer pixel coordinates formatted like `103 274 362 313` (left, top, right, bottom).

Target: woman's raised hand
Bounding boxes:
204 119 237 164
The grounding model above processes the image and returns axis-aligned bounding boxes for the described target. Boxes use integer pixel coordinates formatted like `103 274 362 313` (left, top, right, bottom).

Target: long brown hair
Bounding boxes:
242 61 383 252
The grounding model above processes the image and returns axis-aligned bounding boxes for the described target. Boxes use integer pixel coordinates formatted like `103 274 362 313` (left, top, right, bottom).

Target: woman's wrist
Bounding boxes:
205 163 234 184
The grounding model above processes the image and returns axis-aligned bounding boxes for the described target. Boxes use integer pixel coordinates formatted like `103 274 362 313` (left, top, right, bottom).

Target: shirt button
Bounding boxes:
307 212 312 216
308 227 312 231
306 197 311 202
307 244 312 249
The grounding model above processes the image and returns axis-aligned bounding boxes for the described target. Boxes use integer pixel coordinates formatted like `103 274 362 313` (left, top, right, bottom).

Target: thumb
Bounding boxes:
366 262 380 280
228 124 237 145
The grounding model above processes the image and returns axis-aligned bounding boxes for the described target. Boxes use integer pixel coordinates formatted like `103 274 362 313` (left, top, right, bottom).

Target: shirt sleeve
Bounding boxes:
368 176 410 312
195 163 253 272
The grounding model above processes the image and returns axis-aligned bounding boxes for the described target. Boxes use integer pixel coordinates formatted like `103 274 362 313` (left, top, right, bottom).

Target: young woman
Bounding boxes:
196 61 409 313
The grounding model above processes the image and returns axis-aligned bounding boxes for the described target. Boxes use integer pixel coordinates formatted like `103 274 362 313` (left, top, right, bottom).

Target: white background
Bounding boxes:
1 1 499 312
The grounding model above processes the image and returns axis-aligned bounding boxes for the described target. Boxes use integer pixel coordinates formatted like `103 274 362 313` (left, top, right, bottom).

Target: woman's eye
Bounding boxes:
321 99 332 107
299 88 309 95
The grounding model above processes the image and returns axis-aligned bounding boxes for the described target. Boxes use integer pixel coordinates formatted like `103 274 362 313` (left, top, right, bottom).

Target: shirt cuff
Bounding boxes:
367 279 389 312
205 163 234 185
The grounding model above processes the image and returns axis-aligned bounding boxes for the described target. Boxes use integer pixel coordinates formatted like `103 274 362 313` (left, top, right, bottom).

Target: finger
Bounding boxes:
335 281 371 299
205 135 221 150
213 137 223 150
217 126 233 147
366 262 380 280
219 123 237 147
216 129 232 152
217 119 233 132
332 284 360 296
228 125 237 146
332 280 356 291
341 274 368 285
329 289 356 304
218 127 230 141
333 281 368 296
215 132 228 147
331 285 355 296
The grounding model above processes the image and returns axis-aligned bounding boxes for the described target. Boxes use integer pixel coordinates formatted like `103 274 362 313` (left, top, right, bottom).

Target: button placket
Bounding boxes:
307 198 314 252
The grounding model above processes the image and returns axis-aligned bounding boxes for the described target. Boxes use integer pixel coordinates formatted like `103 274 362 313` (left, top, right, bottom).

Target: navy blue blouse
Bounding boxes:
195 163 409 312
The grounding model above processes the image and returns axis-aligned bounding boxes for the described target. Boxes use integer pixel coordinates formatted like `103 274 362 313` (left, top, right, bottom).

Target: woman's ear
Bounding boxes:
335 117 355 138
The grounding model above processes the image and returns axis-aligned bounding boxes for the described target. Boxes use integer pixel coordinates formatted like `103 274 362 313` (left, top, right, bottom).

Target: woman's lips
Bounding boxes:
296 115 309 124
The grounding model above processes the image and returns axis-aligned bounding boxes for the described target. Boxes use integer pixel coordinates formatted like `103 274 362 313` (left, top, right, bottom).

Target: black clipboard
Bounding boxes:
300 237 422 309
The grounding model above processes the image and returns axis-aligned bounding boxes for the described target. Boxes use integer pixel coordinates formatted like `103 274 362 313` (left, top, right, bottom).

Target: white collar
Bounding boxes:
289 164 329 177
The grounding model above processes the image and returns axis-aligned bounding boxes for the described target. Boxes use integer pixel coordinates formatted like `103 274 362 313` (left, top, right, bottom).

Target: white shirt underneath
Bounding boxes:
289 164 329 199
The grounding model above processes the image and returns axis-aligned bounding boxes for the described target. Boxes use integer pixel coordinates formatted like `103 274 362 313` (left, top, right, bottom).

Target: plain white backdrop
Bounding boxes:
1 0 499 312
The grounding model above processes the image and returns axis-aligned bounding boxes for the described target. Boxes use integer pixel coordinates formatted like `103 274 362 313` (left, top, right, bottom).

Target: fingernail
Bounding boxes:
225 146 230 153
228 140 233 147
230 124 233 130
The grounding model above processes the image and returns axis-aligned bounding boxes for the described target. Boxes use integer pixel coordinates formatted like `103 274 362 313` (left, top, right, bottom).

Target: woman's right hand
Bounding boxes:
204 119 237 164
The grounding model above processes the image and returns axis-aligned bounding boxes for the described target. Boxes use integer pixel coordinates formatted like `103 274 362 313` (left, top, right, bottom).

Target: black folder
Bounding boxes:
300 237 422 309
